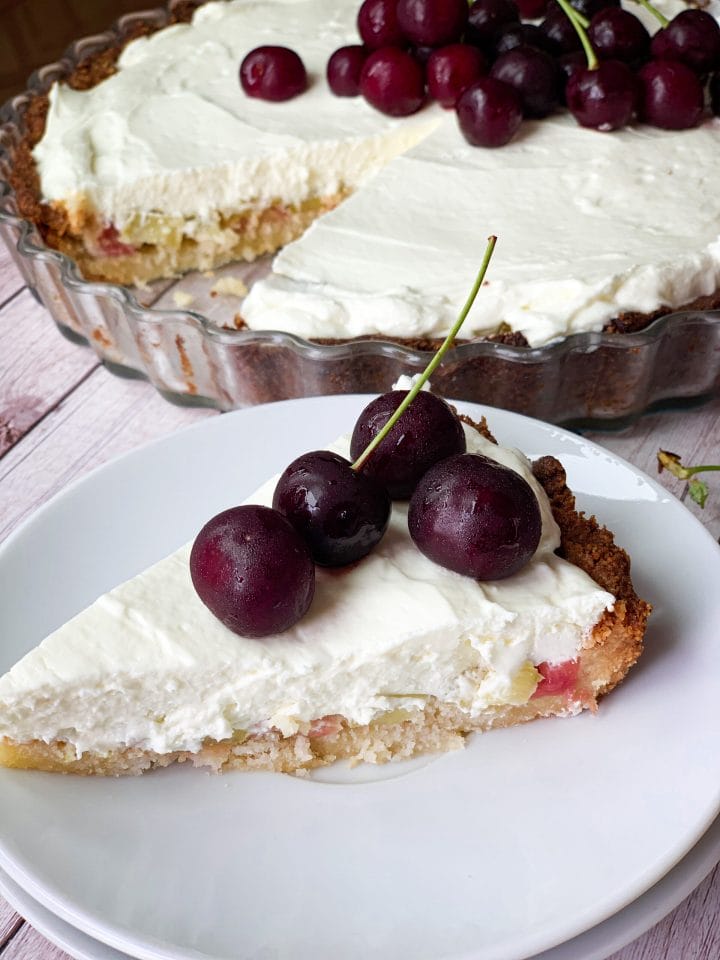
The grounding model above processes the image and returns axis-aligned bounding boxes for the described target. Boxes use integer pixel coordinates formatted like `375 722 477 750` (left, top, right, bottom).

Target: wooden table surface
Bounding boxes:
0 245 719 959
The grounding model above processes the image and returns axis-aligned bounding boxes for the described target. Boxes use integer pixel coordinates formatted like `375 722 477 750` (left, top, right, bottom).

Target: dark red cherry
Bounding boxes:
327 45 368 96
516 0 549 19
349 391 466 499
588 8 650 64
651 10 720 75
357 0 405 49
397 0 468 46
456 76 523 146
190 505 314 638
427 44 487 107
408 453 542 580
557 50 585 104
710 71 720 115
490 45 560 118
566 60 638 130
492 23 556 58
273 451 391 566
467 0 520 53
360 46 426 115
539 8 582 56
546 0 620 19
239 46 307 102
637 59 704 129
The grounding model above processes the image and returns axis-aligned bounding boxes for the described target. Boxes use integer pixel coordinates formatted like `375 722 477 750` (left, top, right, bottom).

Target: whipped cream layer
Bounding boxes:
33 0 437 228
243 113 720 346
0 427 613 757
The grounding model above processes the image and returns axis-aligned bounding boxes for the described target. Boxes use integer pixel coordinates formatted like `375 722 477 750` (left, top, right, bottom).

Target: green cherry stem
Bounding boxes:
555 0 597 67
629 0 669 28
351 234 498 473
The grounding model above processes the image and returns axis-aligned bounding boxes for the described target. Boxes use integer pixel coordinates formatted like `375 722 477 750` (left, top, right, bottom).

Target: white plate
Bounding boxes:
2 815 719 960
1 397 720 960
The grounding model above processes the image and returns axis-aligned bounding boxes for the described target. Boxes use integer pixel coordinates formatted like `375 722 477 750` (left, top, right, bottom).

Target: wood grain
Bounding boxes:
0 898 23 945
0 289 99 458
587 393 720 540
0 923 70 960
0 363 214 542
0 242 24 310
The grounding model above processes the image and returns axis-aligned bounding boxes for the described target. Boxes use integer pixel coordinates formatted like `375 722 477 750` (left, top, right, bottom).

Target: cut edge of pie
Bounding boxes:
0 418 651 777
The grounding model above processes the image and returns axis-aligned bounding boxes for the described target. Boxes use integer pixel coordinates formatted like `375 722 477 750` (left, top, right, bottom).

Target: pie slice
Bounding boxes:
0 417 650 776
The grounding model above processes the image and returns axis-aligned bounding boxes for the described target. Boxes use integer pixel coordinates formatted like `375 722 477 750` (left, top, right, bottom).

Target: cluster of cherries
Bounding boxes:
190 239 542 639
189 389 542 638
239 0 720 146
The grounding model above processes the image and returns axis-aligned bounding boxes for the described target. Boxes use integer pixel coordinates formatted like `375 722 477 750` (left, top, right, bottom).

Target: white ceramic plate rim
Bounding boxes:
1 397 720 960
2 816 719 960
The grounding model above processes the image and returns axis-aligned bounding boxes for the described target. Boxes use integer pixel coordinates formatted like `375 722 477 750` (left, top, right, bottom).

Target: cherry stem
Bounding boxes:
352 235 498 473
554 0 597 68
629 0 668 28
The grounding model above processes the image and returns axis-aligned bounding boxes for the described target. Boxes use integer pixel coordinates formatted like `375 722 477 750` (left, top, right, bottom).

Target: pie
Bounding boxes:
10 0 720 348
0 415 650 776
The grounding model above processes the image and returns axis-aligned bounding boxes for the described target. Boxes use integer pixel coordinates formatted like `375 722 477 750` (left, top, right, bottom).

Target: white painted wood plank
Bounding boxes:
0 923 71 960
0 241 24 309
0 289 99 457
0 898 23 945
0 363 215 542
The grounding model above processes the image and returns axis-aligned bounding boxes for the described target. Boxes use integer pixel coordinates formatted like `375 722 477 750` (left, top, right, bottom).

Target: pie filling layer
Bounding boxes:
0 425 632 774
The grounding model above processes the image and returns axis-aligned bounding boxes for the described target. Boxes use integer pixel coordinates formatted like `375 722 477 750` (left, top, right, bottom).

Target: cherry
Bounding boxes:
548 0 619 19
637 59 704 129
190 505 314 638
467 0 520 53
408 453 542 580
540 8 582 56
427 44 487 107
357 0 405 50
492 23 556 58
516 0 549 19
349 391 466 498
710 71 720 115
587 8 650 65
239 46 307 102
412 45 436 64
651 10 720 75
397 0 468 46
360 47 426 115
557 50 586 104
490 46 560 118
273 451 391 566
327 45 368 96
456 76 523 147
566 60 638 131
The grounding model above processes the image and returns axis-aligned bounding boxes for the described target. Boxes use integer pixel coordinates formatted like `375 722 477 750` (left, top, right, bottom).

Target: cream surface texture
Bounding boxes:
244 114 720 346
0 427 614 757
32 0 436 226
32 0 720 345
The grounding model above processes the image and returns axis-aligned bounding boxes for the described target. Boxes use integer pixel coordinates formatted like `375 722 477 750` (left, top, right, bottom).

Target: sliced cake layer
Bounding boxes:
0 420 650 776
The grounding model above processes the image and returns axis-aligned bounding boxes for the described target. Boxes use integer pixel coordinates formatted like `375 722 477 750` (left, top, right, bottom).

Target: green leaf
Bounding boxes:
688 478 709 509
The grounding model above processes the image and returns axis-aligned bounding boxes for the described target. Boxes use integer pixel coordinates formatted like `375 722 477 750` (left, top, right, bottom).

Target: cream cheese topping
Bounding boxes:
0 427 614 757
32 0 720 345
33 0 437 227
243 113 720 346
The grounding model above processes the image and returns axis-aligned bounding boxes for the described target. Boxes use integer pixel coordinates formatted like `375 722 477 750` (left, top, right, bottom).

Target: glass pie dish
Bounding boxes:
1 4 720 427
